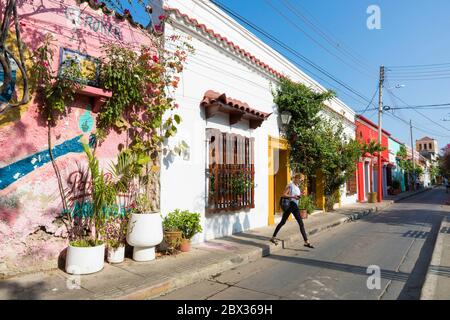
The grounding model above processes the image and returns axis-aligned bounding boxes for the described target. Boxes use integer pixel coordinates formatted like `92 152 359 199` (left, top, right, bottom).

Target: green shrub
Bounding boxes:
163 209 203 240
163 211 182 232
298 195 315 214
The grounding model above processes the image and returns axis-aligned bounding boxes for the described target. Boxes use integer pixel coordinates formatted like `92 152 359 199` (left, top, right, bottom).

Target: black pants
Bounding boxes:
273 201 308 242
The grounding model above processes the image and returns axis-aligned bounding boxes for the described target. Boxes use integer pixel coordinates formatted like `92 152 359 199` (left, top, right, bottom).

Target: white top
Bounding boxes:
288 182 301 205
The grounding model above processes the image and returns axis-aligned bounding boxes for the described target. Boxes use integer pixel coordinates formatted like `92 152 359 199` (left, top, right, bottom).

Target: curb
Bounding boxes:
392 188 432 203
420 216 449 300
119 188 431 300
127 203 392 300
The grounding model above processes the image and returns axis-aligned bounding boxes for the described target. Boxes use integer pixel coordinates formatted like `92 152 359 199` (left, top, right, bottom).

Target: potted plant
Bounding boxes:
65 144 115 275
126 193 163 261
176 209 202 252
103 148 162 262
298 195 315 219
103 209 129 264
162 210 183 253
230 172 253 206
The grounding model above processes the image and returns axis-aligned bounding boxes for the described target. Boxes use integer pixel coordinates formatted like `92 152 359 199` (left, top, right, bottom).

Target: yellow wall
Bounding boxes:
268 136 290 225
315 170 325 211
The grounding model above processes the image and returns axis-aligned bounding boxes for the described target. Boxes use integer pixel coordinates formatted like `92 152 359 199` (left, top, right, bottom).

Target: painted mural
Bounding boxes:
0 0 155 277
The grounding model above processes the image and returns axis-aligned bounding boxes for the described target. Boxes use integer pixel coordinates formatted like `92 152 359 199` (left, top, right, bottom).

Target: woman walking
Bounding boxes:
270 174 314 248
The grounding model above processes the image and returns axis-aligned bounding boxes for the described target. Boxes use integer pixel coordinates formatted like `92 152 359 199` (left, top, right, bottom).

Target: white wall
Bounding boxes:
161 20 280 243
161 0 358 243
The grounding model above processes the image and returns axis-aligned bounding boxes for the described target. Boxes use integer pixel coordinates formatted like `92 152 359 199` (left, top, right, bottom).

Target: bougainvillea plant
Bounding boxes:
29 34 86 232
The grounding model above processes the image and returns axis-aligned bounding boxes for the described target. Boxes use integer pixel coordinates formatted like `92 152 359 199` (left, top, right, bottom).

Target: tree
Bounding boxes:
273 78 362 211
439 144 450 177
319 120 362 211
272 77 335 177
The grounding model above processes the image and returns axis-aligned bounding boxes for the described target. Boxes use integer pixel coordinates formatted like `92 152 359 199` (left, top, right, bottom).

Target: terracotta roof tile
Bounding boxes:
201 90 271 119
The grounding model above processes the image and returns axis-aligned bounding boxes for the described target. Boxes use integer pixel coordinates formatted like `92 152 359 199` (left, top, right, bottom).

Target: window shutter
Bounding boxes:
206 129 255 212
347 169 358 195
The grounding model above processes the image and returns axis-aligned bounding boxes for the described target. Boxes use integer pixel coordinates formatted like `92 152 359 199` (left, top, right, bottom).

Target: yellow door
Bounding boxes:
268 136 290 225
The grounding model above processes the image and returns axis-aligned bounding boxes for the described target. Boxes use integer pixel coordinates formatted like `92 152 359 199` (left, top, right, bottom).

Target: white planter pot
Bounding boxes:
107 245 125 264
126 213 163 261
65 243 105 275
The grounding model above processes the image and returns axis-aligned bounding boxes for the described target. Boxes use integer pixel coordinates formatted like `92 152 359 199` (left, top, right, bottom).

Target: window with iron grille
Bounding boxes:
206 128 255 213
346 169 358 195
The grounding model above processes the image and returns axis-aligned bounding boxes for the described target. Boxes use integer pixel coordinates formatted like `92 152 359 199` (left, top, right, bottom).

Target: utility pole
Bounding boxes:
377 66 384 203
410 119 416 191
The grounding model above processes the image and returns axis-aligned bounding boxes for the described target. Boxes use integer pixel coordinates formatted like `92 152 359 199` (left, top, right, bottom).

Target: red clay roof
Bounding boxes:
201 90 271 119
165 7 284 79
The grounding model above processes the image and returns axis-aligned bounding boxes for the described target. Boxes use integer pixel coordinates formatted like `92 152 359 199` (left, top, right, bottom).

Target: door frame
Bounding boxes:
268 136 290 226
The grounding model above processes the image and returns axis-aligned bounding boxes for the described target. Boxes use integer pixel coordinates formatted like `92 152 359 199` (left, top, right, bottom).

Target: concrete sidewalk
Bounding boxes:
420 215 450 300
0 188 430 300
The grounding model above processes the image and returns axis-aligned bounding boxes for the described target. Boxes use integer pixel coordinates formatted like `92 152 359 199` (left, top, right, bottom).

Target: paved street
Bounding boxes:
156 188 449 300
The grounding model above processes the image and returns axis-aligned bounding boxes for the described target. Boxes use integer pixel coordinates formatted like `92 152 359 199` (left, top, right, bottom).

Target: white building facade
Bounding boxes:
159 0 358 243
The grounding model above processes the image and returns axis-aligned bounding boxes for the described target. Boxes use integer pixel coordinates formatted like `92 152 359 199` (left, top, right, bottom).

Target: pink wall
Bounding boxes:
0 0 155 276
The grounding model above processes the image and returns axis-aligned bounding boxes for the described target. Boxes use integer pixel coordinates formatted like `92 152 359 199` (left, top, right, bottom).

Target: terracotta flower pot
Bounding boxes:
180 239 191 252
300 209 308 219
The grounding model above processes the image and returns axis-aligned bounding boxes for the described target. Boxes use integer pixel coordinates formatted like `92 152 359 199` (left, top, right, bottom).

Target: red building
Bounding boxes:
355 115 391 202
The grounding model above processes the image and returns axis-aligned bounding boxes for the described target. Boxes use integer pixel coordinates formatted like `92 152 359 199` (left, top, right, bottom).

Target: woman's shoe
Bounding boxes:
304 243 314 249
270 237 279 245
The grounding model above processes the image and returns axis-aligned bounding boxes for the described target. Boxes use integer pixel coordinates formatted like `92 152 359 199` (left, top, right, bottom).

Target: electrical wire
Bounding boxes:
281 0 377 76
359 87 379 115
267 0 377 79
208 0 376 108
386 88 450 133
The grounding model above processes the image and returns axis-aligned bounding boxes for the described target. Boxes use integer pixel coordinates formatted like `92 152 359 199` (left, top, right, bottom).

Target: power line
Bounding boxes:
359 87 379 115
357 103 450 112
387 62 450 69
386 89 450 133
209 0 376 107
273 0 377 79
385 111 450 138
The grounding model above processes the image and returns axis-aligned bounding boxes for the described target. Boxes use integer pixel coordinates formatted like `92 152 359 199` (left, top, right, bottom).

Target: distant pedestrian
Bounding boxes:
270 174 314 249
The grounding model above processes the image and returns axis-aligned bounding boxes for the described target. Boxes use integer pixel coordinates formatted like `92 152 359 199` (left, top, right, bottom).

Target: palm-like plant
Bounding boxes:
362 140 386 155
82 143 117 245
108 149 151 212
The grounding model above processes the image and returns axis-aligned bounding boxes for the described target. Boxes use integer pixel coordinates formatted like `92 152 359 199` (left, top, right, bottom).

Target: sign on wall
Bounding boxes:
58 48 100 87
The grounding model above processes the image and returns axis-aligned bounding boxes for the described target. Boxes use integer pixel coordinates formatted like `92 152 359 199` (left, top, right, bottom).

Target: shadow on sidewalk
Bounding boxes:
265 254 410 282
361 208 448 229
0 280 44 299
398 214 444 300
428 266 450 278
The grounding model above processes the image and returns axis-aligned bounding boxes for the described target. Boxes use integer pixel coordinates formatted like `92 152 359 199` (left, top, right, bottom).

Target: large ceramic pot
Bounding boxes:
65 243 105 275
126 213 163 261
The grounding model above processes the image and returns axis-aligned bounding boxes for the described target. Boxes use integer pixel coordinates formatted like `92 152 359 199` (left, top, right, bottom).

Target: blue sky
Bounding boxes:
122 0 450 149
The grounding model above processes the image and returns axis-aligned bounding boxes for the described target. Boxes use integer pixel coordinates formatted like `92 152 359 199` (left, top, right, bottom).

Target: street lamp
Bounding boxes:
281 111 292 126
